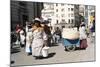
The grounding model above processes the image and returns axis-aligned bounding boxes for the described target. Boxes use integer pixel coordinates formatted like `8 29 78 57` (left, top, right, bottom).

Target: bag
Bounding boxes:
42 46 50 57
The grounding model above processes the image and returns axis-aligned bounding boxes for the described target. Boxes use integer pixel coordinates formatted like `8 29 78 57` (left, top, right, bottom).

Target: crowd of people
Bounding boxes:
11 18 62 59
11 16 95 60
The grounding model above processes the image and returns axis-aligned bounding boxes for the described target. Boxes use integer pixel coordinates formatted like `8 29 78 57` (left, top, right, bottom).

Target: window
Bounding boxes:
61 14 65 17
62 26 65 28
50 5 54 10
71 13 74 17
56 20 58 24
19 2 26 6
56 9 58 12
61 19 66 23
71 8 74 11
68 8 70 11
62 19 65 22
68 19 70 23
68 14 70 17
68 4 70 6
61 8 64 12
71 4 74 6
61 4 64 6
56 3 58 6
56 14 58 17
71 19 74 23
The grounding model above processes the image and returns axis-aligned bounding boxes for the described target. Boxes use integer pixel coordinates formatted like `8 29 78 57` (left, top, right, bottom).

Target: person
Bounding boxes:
11 31 18 49
90 17 95 43
53 27 61 44
19 27 25 47
25 25 33 55
25 22 29 34
86 26 90 38
79 23 88 49
15 24 21 42
41 23 51 47
50 27 55 44
91 18 95 36
31 20 48 59
16 24 21 33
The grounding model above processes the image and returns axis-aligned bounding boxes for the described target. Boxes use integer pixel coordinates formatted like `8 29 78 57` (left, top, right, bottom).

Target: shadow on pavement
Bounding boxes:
75 47 86 50
64 47 87 52
50 43 59 47
47 52 56 58
39 52 56 59
11 47 21 54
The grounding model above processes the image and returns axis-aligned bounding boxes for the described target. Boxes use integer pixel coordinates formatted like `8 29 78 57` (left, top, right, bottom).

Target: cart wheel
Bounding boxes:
65 45 76 51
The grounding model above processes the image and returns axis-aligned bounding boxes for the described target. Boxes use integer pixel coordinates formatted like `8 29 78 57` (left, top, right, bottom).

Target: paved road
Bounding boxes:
11 38 95 66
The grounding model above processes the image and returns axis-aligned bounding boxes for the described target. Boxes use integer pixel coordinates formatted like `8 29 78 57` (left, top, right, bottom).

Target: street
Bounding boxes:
11 38 95 66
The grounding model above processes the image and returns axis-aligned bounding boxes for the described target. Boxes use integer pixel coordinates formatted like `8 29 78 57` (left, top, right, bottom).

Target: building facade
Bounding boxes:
41 3 54 26
54 4 74 24
41 3 95 30
41 3 75 29
11 0 43 30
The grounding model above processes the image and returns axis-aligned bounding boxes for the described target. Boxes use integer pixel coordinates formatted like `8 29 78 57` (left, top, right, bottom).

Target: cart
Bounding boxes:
62 28 80 51
62 38 80 51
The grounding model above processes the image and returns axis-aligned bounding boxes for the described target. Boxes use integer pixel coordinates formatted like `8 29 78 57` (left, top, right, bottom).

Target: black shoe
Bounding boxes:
35 56 43 59
11 61 14 64
27 53 32 56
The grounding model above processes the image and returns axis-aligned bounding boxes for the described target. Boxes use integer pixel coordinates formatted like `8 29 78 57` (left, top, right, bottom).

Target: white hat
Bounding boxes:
34 18 41 22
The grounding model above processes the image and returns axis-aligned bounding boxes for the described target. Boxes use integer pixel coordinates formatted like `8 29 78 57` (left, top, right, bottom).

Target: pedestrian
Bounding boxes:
41 23 51 47
86 26 90 38
25 25 33 55
15 24 21 42
90 18 95 36
19 27 25 47
16 24 21 33
79 23 88 49
50 27 55 44
31 20 48 59
54 27 61 44
25 22 29 34
90 16 95 43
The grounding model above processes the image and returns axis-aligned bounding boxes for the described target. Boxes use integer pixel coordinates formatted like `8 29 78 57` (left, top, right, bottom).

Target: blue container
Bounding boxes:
62 38 80 47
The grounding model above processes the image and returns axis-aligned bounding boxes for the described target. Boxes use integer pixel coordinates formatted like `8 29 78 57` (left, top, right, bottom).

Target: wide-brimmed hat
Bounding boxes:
32 18 41 24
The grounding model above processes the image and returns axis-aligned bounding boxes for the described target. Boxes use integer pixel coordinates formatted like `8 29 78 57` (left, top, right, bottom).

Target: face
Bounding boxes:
32 25 37 30
41 24 45 27
17 24 20 27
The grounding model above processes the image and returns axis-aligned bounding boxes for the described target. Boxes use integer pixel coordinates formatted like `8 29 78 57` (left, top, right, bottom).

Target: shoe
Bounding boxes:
27 53 32 56
35 56 43 60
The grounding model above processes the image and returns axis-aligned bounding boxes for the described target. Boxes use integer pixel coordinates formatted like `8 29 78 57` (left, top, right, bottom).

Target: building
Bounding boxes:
41 3 75 29
41 3 95 30
54 3 74 24
78 5 95 27
41 3 54 26
74 5 95 28
11 0 43 30
88 6 95 26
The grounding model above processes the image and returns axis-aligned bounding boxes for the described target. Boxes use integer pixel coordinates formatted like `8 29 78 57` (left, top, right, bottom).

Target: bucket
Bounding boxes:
42 46 49 57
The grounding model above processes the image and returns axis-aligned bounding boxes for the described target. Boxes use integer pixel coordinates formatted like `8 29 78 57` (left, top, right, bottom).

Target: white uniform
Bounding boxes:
79 26 87 40
25 31 33 53
32 29 47 56
20 30 25 44
26 26 29 33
